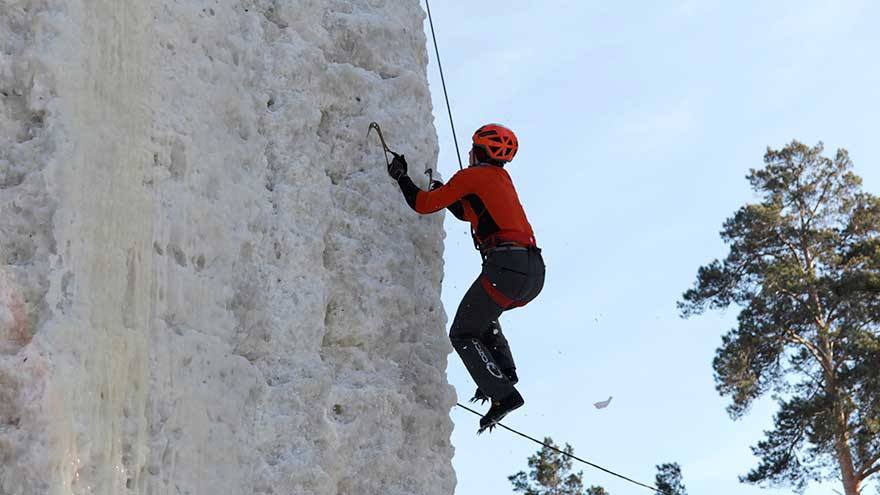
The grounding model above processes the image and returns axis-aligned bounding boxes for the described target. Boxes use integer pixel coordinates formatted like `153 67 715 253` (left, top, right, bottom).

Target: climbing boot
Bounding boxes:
478 389 524 434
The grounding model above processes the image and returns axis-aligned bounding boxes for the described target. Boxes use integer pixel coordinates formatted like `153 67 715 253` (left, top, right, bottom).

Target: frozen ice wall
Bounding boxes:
0 1 455 494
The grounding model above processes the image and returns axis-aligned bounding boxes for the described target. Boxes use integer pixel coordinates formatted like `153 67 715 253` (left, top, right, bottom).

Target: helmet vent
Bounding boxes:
472 124 518 163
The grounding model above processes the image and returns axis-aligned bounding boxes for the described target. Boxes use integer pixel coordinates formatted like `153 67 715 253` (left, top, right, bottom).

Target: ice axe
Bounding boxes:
368 122 434 184
367 121 395 166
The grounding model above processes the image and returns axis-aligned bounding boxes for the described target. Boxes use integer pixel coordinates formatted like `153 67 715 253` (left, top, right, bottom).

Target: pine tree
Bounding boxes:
655 463 687 495
508 437 592 495
509 439 690 495
680 141 880 495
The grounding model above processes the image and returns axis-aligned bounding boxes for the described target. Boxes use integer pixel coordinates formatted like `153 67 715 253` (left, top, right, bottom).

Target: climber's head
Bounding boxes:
470 123 518 167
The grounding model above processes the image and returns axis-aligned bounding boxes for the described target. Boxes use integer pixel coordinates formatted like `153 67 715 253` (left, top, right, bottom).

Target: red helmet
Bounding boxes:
472 124 518 163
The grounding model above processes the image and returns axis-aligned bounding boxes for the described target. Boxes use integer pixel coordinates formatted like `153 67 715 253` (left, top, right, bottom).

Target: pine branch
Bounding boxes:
860 458 880 480
806 168 835 228
782 326 829 374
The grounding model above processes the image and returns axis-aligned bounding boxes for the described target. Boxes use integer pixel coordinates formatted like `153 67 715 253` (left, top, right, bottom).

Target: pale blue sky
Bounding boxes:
420 1 880 494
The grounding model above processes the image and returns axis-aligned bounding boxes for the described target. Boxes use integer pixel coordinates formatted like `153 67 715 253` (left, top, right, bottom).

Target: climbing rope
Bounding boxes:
455 402 662 493
424 0 464 170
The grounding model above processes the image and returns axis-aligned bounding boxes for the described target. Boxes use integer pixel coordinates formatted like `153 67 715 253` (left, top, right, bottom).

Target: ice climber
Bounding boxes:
386 124 545 433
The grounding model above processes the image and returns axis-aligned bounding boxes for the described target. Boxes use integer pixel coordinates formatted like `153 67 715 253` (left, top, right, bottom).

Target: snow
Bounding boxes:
0 1 455 494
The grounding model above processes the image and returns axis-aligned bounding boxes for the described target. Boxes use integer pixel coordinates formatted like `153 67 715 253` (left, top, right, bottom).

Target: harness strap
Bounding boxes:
479 230 536 251
480 275 528 310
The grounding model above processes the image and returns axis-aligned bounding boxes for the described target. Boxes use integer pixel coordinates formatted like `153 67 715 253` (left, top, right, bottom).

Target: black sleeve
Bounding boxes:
398 175 466 218
447 201 465 220
397 175 421 211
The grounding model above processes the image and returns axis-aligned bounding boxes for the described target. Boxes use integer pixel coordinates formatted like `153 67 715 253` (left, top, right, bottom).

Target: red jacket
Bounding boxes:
398 164 537 250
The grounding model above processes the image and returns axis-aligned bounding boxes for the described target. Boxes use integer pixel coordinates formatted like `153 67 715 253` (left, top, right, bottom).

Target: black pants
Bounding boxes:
449 247 545 401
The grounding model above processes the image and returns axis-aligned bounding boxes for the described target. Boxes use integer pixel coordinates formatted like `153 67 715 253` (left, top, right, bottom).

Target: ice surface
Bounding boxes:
0 1 455 493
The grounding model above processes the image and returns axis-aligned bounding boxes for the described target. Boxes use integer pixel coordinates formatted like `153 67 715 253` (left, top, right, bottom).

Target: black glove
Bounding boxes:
388 153 407 181
430 180 444 191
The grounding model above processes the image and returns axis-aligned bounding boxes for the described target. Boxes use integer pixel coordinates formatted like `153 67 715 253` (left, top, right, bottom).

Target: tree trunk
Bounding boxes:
824 362 861 495
834 428 861 495
815 320 860 495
